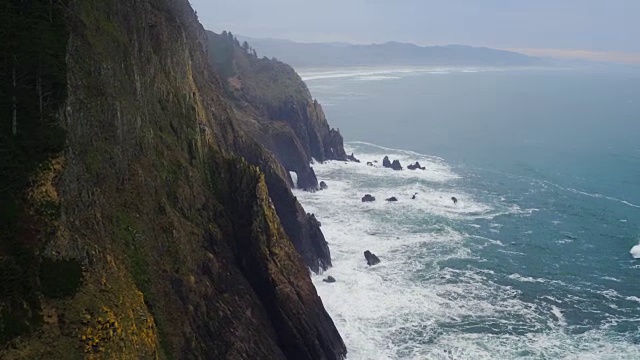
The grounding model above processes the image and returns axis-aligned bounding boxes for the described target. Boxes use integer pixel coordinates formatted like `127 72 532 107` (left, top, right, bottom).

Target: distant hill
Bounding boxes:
237 36 543 68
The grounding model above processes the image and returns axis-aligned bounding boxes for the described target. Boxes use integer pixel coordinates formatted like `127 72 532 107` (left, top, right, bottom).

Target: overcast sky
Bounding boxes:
190 0 639 63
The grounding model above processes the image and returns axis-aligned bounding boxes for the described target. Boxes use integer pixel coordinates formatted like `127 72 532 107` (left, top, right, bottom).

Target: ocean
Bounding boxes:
294 67 640 359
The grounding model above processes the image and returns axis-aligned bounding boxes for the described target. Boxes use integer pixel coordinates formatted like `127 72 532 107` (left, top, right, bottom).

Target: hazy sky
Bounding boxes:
190 0 639 62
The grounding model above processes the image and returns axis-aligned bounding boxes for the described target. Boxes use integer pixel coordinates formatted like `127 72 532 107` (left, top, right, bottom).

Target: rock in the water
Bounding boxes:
390 160 403 171
412 192 418 200
362 194 376 202
323 276 336 283
451 196 458 205
383 156 402 170
382 156 392 168
319 181 328 190
347 152 361 163
386 197 398 202
366 161 374 167
364 250 381 266
407 162 426 170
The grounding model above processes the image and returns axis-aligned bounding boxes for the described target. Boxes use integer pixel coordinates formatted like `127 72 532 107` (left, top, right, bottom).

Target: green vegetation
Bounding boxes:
207 31 309 115
0 0 69 344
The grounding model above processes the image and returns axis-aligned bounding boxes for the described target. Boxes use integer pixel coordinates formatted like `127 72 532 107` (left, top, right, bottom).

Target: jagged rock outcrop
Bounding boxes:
238 143 331 272
364 251 381 266
346 153 360 163
319 181 328 190
408 162 426 170
382 156 403 170
0 0 345 359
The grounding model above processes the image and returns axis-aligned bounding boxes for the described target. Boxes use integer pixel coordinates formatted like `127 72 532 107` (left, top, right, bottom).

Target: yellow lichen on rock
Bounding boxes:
78 289 160 359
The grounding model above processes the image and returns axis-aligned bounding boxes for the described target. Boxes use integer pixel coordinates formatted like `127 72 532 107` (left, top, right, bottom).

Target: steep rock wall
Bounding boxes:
0 0 345 358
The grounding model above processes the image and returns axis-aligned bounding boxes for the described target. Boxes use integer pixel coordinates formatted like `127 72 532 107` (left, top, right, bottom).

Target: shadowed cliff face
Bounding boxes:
0 0 345 358
206 31 346 271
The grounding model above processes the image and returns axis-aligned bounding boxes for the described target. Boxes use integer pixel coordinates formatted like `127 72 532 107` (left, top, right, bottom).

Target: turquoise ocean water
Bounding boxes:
295 67 640 359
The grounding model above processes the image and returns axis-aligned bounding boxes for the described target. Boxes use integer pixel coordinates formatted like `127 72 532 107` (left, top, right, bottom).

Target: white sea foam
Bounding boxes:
354 75 401 81
551 305 567 326
289 171 298 188
508 273 547 283
298 66 525 82
630 244 640 258
296 141 638 359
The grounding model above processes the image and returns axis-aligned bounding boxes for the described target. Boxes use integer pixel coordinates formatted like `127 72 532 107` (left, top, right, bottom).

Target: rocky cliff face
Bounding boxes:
206 32 349 191
0 0 345 358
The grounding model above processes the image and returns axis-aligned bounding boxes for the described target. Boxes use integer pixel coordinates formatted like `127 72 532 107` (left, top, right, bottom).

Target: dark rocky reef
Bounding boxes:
362 194 376 202
386 197 398 202
408 162 426 170
0 0 345 358
346 153 360 163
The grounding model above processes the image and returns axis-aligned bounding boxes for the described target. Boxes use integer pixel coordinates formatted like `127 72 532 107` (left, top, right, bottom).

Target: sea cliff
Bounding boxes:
0 0 346 358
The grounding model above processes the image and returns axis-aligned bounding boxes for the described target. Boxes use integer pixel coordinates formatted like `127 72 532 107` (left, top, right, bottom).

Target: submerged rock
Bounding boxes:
366 162 374 167
362 194 376 202
364 251 381 266
319 181 328 190
412 192 418 200
408 162 426 170
323 276 336 283
386 197 398 202
451 196 458 205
